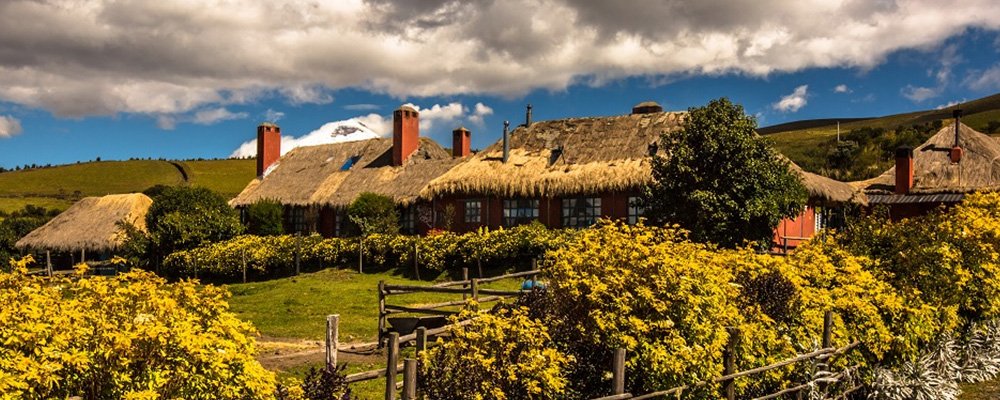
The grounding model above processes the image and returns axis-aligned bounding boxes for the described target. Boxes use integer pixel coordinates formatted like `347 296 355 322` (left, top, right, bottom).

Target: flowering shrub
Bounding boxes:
0 257 278 399
419 307 573 400
163 222 574 280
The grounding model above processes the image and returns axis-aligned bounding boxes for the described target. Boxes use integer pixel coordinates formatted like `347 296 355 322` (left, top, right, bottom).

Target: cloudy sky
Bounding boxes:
1 0 999 168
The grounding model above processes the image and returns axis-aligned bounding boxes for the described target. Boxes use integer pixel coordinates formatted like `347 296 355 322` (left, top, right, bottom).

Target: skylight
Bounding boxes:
340 155 361 171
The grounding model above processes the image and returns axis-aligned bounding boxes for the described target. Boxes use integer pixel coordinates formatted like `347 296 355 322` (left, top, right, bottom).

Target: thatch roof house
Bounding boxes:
15 193 152 254
853 114 1000 219
420 102 862 239
231 106 468 235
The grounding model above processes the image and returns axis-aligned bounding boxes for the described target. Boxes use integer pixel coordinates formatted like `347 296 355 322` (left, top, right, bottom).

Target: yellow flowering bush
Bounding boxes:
419 307 573 400
0 258 278 399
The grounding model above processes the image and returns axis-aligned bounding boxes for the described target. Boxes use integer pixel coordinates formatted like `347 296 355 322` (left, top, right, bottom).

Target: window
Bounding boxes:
340 155 361 171
562 197 601 228
285 206 308 234
464 200 482 224
400 205 415 234
627 196 645 225
503 199 539 226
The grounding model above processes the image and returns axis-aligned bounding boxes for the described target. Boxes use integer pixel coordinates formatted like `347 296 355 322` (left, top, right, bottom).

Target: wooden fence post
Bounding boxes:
295 232 301 276
81 248 85 264
359 237 364 273
46 250 52 277
413 242 420 281
471 278 479 305
378 280 386 346
326 314 339 371
386 332 400 400
820 310 833 394
462 267 469 300
241 249 247 283
402 358 417 400
612 348 626 395
416 326 427 355
723 327 740 400
477 258 483 278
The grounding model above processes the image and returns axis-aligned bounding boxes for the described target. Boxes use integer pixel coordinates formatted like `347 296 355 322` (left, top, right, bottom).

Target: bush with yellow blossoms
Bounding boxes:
0 258 278 399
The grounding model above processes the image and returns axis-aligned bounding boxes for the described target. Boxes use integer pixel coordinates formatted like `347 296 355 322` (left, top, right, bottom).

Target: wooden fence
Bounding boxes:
325 310 865 400
377 267 540 344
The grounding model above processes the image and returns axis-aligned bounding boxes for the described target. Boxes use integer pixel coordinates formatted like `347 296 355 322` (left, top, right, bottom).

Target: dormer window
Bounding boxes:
340 155 361 171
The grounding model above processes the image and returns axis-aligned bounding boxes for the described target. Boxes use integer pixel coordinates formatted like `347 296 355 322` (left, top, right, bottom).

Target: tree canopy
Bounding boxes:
644 98 807 249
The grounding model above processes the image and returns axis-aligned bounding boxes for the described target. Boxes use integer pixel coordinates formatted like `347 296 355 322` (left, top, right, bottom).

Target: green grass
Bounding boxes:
182 159 256 198
0 160 183 197
226 267 521 342
961 379 1000 399
0 196 74 214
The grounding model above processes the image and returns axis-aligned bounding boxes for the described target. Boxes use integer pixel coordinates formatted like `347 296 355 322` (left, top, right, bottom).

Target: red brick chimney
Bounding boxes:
256 122 281 176
393 105 420 166
895 146 913 194
452 127 471 158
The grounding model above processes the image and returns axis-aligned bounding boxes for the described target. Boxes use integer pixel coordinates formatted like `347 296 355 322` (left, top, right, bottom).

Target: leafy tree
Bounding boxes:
245 198 284 236
987 120 1000 135
645 98 807 248
346 192 399 236
0 205 58 270
137 186 243 271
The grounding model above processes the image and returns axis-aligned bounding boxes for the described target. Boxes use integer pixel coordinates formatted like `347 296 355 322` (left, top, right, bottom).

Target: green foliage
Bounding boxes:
163 223 572 280
0 259 278 399
246 198 284 236
986 120 1000 135
0 205 58 270
275 364 355 400
137 186 244 272
645 98 808 249
346 192 399 236
420 307 573 400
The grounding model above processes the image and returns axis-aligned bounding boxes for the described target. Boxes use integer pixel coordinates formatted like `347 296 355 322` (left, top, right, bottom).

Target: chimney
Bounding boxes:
632 101 663 115
951 109 963 164
525 104 533 127
502 120 510 163
895 146 914 194
256 122 281 176
452 126 471 158
393 105 420 166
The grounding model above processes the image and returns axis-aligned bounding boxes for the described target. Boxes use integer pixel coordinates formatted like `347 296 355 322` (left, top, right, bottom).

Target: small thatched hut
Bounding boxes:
853 114 1000 219
15 193 152 258
422 102 863 242
230 106 466 235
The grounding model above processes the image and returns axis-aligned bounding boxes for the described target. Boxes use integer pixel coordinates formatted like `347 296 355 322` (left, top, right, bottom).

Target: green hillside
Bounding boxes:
0 159 255 213
763 93 1000 180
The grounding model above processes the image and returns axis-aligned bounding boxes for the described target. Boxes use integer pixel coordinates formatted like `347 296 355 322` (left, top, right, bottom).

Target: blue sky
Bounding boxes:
1 1 999 169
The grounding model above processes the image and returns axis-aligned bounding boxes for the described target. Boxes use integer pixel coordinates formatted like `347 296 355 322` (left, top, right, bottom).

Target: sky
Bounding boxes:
1 0 1000 168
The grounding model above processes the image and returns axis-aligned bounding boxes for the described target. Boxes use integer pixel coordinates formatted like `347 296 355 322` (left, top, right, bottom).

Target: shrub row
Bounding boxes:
163 222 573 280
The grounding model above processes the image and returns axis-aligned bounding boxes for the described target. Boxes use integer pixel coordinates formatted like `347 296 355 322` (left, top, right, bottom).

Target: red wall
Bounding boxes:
428 192 639 233
772 206 816 252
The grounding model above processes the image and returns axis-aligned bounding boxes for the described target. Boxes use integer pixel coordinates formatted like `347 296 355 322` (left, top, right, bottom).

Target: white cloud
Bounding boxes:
964 65 1000 91
156 115 176 130
229 114 388 158
264 108 285 123
901 85 939 102
834 84 851 93
1 0 998 120
403 102 465 131
0 115 22 138
192 107 248 125
936 99 966 109
467 102 494 126
773 85 809 112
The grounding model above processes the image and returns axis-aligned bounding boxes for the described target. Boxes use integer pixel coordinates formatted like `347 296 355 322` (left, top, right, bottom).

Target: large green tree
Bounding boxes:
136 186 244 271
645 98 807 249
347 192 399 236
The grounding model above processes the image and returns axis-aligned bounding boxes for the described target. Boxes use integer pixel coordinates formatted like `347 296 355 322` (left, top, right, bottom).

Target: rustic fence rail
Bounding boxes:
377 268 540 343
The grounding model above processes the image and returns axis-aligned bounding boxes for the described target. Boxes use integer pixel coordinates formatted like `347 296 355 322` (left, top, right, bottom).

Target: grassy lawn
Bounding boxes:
0 160 183 197
226 267 522 342
0 196 74 214
182 159 255 198
961 379 1000 400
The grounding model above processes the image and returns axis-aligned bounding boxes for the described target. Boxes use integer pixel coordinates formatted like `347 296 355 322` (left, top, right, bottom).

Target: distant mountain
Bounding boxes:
762 92 1000 181
230 118 386 158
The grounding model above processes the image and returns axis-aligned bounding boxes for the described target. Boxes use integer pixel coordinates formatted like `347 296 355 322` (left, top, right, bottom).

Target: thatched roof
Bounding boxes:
422 112 685 198
421 111 864 205
15 193 152 253
230 137 459 208
857 123 1000 195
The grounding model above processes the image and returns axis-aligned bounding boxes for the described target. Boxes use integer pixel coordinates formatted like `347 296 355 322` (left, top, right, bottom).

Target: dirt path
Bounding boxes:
256 336 381 371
